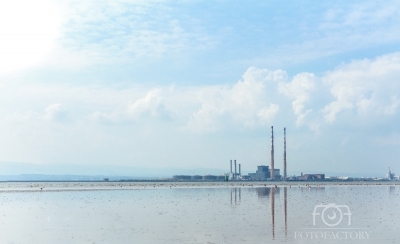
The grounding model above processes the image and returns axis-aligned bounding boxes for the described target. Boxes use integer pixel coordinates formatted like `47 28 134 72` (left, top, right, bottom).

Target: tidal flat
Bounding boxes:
0 182 399 243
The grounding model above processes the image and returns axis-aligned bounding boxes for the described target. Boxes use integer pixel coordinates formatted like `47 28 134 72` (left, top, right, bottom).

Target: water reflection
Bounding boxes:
270 187 288 240
389 186 395 195
254 187 280 197
230 187 241 205
1 184 400 243
284 187 287 238
300 186 326 193
271 187 275 239
247 187 287 240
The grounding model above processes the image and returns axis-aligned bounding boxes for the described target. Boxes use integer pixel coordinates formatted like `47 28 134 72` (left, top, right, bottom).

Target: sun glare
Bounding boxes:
0 0 63 74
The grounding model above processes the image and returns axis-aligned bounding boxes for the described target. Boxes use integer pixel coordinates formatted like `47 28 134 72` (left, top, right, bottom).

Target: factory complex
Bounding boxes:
172 126 398 182
173 126 324 182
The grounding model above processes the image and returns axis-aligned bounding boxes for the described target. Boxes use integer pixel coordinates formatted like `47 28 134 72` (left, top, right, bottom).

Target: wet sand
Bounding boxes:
0 180 398 192
0 182 398 243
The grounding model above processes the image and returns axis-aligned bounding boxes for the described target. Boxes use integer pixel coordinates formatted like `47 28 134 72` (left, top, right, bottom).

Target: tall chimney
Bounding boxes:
270 126 274 180
234 160 237 178
230 160 232 174
239 164 241 176
284 127 287 180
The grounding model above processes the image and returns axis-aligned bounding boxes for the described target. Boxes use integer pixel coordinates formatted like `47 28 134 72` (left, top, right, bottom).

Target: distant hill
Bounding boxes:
0 161 227 180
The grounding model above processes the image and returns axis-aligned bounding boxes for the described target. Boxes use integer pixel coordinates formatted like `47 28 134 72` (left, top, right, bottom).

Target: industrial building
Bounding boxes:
172 174 227 181
387 167 395 180
216 175 225 180
173 126 340 182
172 175 192 180
239 127 285 181
247 165 281 180
301 174 325 181
248 165 269 180
227 159 242 180
202 175 217 180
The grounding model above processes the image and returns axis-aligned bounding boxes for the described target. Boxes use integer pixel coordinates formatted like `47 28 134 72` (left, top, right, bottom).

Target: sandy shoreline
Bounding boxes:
0 180 398 192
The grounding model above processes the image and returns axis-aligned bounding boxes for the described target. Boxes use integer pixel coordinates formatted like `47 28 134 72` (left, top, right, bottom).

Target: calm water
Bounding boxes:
0 183 399 243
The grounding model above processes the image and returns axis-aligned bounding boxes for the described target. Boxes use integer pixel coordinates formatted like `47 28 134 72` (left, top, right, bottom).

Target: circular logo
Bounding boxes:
321 206 343 226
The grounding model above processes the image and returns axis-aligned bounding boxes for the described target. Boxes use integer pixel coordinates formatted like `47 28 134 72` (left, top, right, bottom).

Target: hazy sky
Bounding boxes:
1 0 400 176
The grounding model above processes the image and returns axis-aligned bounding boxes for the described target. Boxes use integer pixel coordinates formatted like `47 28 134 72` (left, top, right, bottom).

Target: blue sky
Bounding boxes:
0 0 400 176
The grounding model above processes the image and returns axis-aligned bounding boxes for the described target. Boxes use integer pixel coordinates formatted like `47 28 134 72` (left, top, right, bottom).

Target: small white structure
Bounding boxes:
387 167 395 180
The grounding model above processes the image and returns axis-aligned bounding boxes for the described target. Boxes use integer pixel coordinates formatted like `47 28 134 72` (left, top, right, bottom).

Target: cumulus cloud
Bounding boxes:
257 104 280 125
3 104 68 124
2 53 400 174
128 89 168 118
3 52 400 134
184 52 400 132
49 53 400 133
92 89 170 123
279 72 317 126
45 104 68 122
185 67 283 132
322 52 400 123
83 67 287 132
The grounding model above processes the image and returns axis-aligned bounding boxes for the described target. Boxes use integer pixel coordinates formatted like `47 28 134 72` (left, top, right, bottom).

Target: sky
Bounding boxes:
0 0 400 177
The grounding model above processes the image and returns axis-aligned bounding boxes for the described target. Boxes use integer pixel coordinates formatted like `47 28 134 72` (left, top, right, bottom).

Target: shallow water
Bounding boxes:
0 183 399 243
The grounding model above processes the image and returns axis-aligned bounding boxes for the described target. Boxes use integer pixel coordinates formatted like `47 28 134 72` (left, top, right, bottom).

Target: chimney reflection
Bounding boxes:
270 187 275 239
284 187 287 238
388 186 395 196
235 188 237 204
243 185 330 240
251 186 288 240
230 188 232 205
230 188 241 205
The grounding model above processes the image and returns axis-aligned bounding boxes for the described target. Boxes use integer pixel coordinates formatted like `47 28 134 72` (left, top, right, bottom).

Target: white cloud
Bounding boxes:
256 1 400 66
383 96 400 115
128 89 167 118
185 67 283 132
50 0 215 67
323 52 400 123
1 53 400 173
3 53 400 134
45 104 69 122
3 104 68 124
279 72 316 126
257 104 280 125
91 88 170 123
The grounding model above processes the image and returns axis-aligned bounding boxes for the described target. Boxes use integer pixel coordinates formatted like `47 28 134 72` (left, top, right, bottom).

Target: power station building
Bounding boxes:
301 174 325 180
227 159 242 180
248 166 267 180
248 165 281 180
178 126 288 181
245 126 284 180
